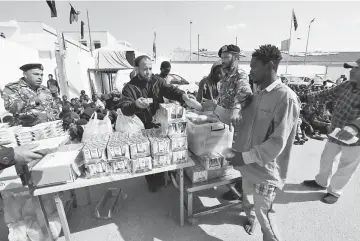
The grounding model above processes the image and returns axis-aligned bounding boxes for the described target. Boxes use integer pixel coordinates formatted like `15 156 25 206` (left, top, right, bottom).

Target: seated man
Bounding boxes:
92 94 105 109
119 55 201 192
304 106 329 136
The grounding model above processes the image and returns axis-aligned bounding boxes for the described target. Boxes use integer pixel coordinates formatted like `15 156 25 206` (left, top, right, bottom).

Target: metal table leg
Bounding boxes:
70 189 77 208
34 196 54 241
54 192 71 241
179 168 184 227
85 187 92 205
164 171 168 187
187 192 193 217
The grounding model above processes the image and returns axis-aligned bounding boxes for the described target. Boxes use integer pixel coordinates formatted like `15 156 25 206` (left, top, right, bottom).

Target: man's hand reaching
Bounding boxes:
182 94 202 111
13 144 43 164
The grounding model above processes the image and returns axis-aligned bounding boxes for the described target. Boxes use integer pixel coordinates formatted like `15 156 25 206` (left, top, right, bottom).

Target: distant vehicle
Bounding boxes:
297 76 312 82
167 74 198 95
287 76 310 87
280 74 292 84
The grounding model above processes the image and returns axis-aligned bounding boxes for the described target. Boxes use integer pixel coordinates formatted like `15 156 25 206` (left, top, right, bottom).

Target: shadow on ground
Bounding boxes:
275 183 325 204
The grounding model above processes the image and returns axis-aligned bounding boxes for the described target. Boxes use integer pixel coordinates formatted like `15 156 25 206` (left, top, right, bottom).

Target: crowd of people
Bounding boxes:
288 84 335 145
0 43 359 241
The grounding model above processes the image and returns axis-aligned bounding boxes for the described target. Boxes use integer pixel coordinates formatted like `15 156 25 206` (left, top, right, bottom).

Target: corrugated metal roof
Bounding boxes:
171 50 360 65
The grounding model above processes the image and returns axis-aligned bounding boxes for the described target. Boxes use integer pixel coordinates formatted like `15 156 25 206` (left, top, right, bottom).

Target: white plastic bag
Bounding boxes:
82 112 113 143
115 109 144 135
2 192 29 224
7 221 31 241
26 214 61 241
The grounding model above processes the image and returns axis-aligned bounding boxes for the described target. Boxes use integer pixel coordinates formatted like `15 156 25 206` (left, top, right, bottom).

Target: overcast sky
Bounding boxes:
0 1 360 56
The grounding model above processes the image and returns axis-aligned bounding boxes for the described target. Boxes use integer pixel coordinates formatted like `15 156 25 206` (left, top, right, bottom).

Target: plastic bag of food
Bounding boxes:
115 109 144 135
82 112 113 143
7 221 30 241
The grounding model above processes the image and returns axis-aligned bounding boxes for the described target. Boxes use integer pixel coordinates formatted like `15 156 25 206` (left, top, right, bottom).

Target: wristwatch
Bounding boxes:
0 147 15 166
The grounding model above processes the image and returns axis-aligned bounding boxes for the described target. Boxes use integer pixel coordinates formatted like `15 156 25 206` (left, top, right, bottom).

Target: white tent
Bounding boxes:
93 41 152 70
92 41 153 92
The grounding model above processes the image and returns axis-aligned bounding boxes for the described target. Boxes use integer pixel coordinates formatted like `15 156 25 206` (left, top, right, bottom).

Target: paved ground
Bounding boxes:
1 139 360 241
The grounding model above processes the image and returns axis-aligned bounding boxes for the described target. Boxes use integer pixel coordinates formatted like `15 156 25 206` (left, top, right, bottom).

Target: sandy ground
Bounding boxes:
1 138 360 241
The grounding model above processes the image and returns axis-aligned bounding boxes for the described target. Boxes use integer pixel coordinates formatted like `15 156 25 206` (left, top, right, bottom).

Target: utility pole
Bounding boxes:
236 36 237 45
304 18 315 65
190 20 193 62
87 10 93 57
197 34 199 62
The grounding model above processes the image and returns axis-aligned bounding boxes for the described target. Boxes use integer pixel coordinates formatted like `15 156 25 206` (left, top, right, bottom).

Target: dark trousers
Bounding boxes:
145 173 165 187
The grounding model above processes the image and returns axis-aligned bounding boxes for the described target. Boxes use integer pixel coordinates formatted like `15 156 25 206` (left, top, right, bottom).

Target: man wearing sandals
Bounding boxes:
206 45 300 241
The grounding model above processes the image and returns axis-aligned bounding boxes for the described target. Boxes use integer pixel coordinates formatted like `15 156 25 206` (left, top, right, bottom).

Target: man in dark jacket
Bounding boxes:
120 55 199 129
119 55 201 192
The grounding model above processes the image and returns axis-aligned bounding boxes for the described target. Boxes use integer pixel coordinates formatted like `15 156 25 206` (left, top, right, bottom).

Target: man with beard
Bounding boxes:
205 45 300 240
203 45 253 201
216 45 253 130
119 55 202 192
2 63 55 126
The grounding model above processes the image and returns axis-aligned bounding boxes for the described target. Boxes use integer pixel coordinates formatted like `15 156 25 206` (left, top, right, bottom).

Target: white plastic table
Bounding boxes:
32 158 195 241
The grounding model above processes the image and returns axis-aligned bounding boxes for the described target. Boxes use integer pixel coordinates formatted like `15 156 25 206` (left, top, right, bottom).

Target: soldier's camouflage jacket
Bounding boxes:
2 78 55 126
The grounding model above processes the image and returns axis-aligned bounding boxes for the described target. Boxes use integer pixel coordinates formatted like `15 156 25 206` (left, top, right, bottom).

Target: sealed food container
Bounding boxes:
169 135 188 151
131 156 153 174
108 158 131 173
129 132 151 159
197 153 224 170
187 119 233 156
172 150 188 164
85 161 111 178
148 135 170 156
152 154 172 168
107 140 130 160
159 103 186 121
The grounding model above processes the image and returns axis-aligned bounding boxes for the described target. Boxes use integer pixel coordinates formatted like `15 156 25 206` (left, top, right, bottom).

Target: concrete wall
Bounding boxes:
169 63 327 84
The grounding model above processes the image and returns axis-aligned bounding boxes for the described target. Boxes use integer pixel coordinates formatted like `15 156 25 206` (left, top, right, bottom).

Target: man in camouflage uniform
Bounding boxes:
216 45 253 130
202 45 253 201
2 63 55 126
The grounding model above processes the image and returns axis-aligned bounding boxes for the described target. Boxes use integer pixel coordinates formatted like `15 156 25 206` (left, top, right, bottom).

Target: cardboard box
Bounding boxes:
197 153 224 170
0 166 23 192
184 164 208 183
31 150 80 187
184 156 230 183
0 136 71 191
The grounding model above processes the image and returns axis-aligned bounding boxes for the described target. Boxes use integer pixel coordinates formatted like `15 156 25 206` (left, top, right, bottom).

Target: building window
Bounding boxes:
80 41 87 47
94 41 101 49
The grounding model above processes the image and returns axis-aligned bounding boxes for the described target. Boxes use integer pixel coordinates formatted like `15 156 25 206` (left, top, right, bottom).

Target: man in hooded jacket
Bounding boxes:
197 60 223 102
